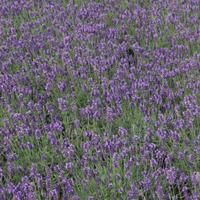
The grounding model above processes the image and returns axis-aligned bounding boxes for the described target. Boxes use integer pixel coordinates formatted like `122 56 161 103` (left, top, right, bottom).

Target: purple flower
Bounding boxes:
156 182 165 200
65 162 73 173
57 81 67 92
57 97 67 112
191 172 200 187
165 167 177 185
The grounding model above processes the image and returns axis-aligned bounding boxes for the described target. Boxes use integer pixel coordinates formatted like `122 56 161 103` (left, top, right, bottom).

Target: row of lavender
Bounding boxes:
0 0 200 199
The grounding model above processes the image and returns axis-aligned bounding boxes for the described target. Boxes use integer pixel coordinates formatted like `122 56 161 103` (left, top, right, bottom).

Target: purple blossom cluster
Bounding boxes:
0 0 200 199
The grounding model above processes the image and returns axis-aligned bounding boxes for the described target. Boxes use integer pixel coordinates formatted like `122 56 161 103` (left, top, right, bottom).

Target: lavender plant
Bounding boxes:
0 0 200 199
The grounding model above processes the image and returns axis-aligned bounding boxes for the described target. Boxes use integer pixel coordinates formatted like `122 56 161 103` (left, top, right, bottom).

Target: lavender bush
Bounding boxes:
0 0 200 199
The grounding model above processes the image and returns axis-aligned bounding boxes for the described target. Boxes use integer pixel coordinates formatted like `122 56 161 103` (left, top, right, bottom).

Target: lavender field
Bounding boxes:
0 0 200 199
